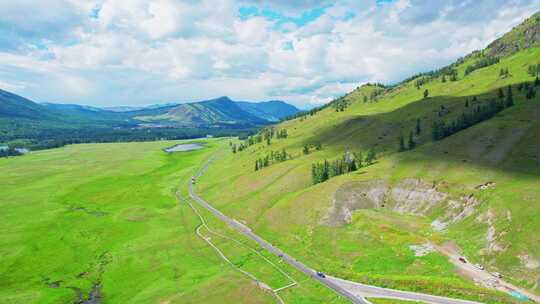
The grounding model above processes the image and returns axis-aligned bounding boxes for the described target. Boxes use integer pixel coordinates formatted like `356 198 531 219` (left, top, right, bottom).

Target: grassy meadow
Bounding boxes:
0 139 352 303
195 47 540 303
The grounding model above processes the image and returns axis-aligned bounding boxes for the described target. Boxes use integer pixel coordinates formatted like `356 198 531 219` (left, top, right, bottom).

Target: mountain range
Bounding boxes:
0 93 299 148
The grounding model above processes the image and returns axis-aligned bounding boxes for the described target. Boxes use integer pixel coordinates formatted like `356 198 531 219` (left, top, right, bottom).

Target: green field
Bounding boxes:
0 140 351 303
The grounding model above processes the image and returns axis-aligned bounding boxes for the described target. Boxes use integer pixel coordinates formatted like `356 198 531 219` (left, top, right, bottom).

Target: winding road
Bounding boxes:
188 155 484 304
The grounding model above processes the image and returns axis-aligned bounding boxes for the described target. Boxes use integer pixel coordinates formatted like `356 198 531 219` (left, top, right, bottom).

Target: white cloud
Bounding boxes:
1 0 540 107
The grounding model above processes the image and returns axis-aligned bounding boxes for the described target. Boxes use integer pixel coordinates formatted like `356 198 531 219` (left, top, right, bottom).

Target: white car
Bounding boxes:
474 264 484 270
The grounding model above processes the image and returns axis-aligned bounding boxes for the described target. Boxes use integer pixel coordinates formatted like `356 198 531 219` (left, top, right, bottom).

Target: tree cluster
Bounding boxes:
432 86 514 141
398 131 417 152
255 149 290 171
311 149 376 184
464 57 499 76
517 81 538 99
527 63 540 76
333 98 349 112
499 68 510 78
303 143 322 155
0 147 23 158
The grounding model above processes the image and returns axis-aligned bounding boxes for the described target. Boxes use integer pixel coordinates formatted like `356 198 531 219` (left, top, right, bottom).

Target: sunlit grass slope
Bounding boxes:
196 39 540 303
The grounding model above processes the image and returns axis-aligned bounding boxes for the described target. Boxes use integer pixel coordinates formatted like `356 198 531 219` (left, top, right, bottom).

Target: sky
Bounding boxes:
1 0 540 108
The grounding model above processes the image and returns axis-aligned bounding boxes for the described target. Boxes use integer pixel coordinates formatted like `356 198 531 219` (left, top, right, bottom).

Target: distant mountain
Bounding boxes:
0 90 56 120
236 100 299 122
135 96 299 127
0 91 299 149
103 106 145 112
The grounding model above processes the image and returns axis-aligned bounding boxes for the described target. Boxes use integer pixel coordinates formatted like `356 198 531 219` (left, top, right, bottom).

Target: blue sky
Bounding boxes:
0 0 539 107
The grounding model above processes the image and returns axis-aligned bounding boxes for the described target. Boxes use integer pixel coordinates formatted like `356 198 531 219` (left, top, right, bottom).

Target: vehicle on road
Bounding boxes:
316 271 326 278
492 272 503 278
474 264 484 270
191 177 196 183
458 257 467 263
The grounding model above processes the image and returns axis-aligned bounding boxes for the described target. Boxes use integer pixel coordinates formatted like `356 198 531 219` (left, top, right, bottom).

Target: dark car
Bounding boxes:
459 257 467 263
316 271 326 278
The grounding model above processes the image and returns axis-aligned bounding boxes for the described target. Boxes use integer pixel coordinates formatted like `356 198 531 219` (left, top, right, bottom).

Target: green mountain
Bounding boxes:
0 89 57 120
0 92 299 149
236 100 300 122
195 12 540 303
135 96 298 127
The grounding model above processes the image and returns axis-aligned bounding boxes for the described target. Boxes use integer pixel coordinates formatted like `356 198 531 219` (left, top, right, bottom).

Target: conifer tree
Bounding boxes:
366 148 376 165
416 118 421 135
398 135 406 152
526 87 536 99
536 77 540 87
423 89 429 99
355 151 363 168
408 131 416 149
498 88 504 99
303 144 310 155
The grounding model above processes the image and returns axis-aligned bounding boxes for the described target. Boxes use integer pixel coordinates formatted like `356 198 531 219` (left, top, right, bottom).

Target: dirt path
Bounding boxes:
434 242 540 303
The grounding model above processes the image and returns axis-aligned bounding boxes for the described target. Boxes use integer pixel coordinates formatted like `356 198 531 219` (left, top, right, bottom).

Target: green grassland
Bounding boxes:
0 139 351 303
195 43 540 302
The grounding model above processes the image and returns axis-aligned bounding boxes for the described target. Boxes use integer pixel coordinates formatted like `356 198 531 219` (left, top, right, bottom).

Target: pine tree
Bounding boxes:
499 68 505 77
423 89 429 99
366 149 376 165
363 96 368 103
398 135 406 152
416 118 421 135
442 75 446 83
498 88 504 99
506 94 514 107
465 99 469 107
526 87 536 99
355 151 363 168
408 131 416 149
303 144 310 155
536 77 540 87
232 144 237 153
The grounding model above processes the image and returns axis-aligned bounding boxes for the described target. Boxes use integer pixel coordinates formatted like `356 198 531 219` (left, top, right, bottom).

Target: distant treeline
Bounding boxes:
1 126 256 152
0 147 23 158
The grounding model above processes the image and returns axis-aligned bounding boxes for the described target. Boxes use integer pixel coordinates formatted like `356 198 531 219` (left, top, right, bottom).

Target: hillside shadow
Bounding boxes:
299 83 539 176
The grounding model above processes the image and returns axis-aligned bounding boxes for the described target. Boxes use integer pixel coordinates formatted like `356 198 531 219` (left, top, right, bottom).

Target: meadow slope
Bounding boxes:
196 34 540 303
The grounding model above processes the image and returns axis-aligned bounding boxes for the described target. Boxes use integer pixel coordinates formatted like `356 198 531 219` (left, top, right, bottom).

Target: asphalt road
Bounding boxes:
188 156 483 304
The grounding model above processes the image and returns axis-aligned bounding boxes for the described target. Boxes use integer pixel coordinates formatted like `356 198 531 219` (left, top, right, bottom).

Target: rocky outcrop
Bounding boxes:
327 179 449 226
488 13 540 58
